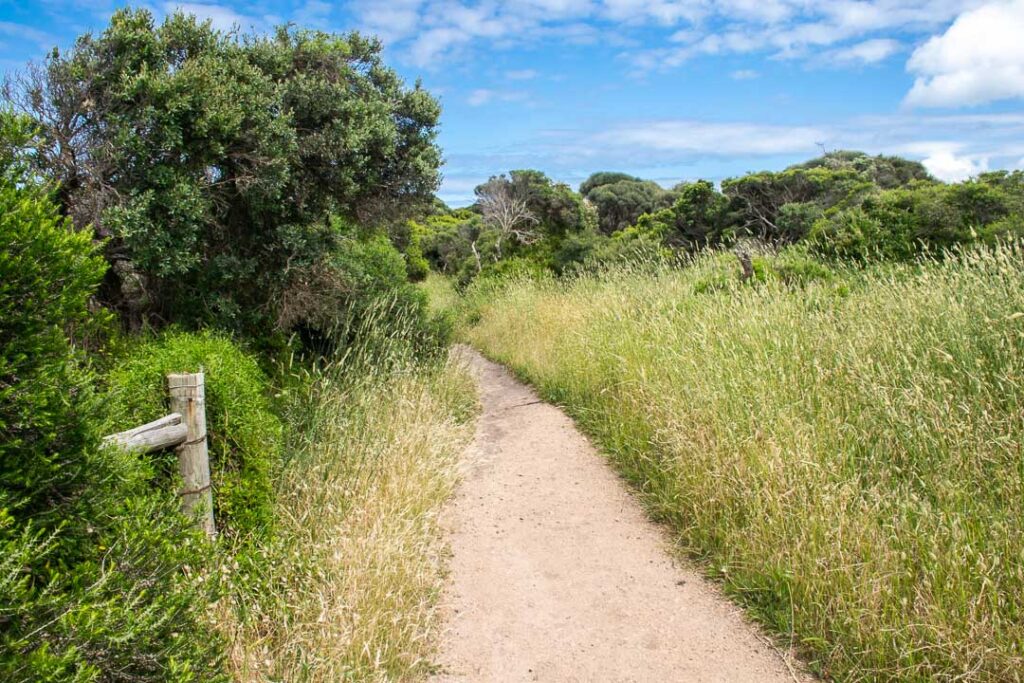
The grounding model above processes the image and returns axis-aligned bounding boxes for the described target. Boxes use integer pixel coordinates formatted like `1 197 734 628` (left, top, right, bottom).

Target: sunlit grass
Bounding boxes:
463 245 1024 681
419 272 461 317
216 308 477 682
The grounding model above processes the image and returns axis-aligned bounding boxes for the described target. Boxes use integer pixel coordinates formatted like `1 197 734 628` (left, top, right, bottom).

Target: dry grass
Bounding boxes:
216 350 476 682
463 245 1024 682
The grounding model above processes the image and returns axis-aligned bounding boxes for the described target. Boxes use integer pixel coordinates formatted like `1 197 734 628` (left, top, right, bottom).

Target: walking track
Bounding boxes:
433 347 810 682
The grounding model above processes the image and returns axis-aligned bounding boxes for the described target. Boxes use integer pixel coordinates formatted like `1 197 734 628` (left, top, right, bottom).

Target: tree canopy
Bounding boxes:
9 8 441 340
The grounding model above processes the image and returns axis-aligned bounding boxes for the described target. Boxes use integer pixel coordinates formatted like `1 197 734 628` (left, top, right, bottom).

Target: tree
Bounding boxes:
7 9 441 341
586 179 666 234
476 175 539 258
722 166 872 243
793 150 932 189
579 171 644 196
667 180 729 247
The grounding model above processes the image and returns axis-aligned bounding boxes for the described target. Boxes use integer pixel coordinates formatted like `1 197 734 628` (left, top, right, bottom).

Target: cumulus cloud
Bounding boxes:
922 149 989 181
905 0 1024 108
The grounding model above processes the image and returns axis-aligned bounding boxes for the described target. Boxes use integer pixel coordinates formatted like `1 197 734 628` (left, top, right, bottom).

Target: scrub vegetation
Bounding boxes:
3 5 1024 682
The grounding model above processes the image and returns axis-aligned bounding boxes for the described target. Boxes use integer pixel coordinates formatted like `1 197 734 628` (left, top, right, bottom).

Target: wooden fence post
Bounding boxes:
167 372 216 538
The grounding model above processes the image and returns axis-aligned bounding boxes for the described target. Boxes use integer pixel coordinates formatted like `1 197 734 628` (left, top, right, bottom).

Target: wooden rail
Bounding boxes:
103 412 188 452
103 372 216 538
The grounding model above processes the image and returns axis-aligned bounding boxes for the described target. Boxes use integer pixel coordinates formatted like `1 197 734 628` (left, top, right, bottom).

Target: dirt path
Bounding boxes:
434 348 809 682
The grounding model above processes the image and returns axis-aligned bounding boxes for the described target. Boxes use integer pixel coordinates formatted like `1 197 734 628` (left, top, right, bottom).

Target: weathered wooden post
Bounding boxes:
167 372 216 538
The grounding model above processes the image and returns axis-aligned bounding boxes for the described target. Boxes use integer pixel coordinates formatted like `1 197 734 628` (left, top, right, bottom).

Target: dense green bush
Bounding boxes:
0 120 107 536
14 9 441 347
1 111 222 681
810 176 1024 262
808 206 913 261
101 331 281 540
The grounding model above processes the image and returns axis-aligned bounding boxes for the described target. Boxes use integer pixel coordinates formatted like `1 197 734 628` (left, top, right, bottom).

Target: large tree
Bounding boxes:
8 9 441 337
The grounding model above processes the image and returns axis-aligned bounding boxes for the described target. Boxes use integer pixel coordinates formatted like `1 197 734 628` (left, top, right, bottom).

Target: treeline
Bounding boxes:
1 9 453 681
415 151 1024 285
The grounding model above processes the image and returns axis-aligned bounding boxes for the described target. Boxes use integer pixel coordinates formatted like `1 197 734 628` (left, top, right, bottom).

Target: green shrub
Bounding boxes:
475 256 549 286
1 113 223 681
0 138 107 538
979 213 1024 245
809 206 913 261
771 248 836 286
100 331 281 540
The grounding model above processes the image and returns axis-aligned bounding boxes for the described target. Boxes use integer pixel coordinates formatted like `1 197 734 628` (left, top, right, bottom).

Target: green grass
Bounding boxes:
463 246 1024 681
419 271 461 316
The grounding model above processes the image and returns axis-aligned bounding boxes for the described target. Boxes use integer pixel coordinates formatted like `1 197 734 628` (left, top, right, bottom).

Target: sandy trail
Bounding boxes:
433 347 809 683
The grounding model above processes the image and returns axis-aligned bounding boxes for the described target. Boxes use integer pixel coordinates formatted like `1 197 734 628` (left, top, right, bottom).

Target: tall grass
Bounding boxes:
216 300 477 681
464 246 1024 681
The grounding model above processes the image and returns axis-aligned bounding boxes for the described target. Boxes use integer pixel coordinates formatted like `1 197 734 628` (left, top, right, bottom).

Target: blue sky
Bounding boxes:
2 1 1024 205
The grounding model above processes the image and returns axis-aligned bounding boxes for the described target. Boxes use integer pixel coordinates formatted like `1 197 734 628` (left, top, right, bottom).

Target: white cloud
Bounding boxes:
346 1 981 70
922 149 989 181
730 69 759 79
162 2 262 31
597 120 827 155
905 0 1024 107
826 38 900 65
467 89 494 106
0 21 56 49
437 111 1024 204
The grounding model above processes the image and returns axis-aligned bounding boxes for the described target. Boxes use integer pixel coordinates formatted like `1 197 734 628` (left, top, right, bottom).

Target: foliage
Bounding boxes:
0 113 107 534
578 171 645 196
11 9 441 344
584 178 666 234
790 149 932 188
810 175 1024 261
100 331 281 540
722 165 874 242
0 112 223 681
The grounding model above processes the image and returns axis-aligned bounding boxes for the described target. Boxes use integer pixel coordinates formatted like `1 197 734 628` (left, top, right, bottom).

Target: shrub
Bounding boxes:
1 112 223 681
17 9 442 341
809 206 913 261
771 248 836 286
100 331 281 540
0 129 108 538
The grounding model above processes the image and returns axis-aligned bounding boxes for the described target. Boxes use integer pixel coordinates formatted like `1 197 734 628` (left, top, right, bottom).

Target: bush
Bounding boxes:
100 331 281 540
1 113 223 681
19 10 442 340
771 248 836 286
809 207 913 261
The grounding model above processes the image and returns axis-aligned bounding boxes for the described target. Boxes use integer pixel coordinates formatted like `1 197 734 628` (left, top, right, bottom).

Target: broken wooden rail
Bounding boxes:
103 372 216 538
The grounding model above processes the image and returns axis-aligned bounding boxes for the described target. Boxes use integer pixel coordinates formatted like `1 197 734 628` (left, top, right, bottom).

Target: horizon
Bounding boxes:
2 1 1023 207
